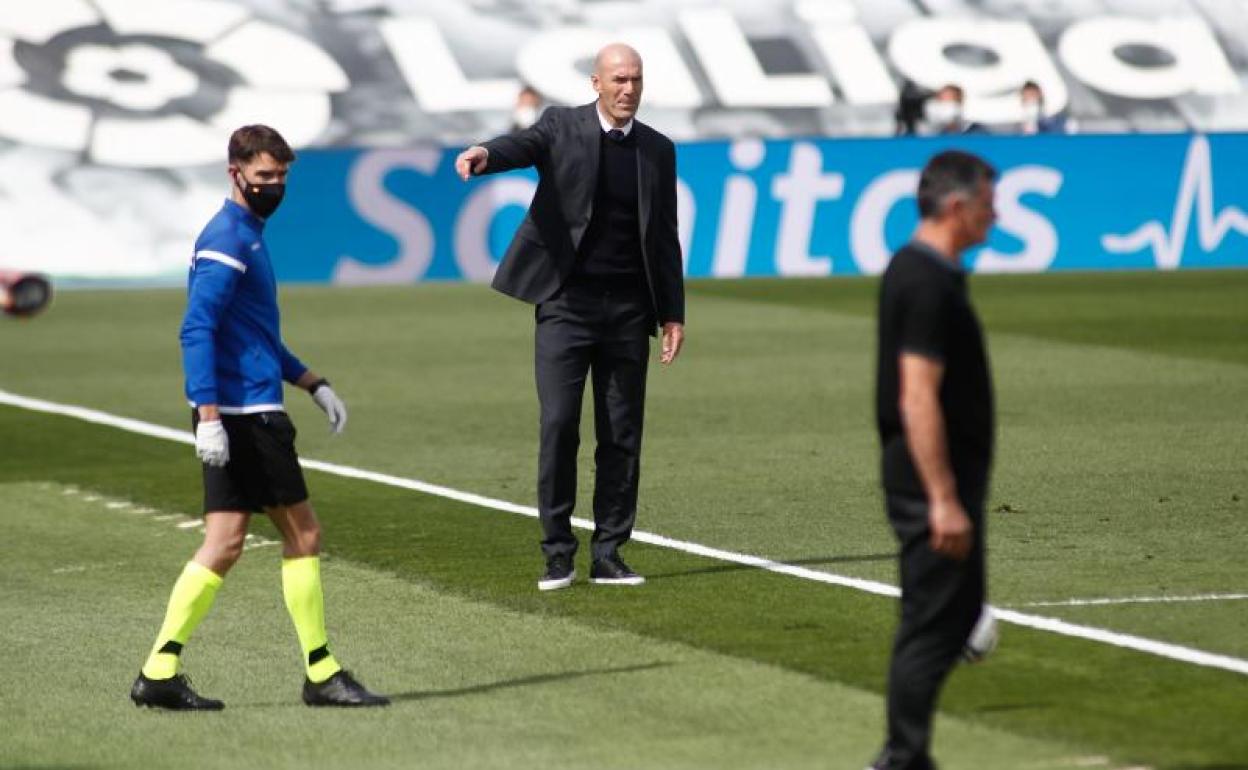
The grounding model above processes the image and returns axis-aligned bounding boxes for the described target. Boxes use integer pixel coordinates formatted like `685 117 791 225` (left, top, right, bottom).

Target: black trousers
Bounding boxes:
534 278 652 562
881 492 986 770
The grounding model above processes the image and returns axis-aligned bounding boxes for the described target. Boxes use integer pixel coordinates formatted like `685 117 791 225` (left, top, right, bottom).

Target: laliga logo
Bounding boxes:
0 0 348 167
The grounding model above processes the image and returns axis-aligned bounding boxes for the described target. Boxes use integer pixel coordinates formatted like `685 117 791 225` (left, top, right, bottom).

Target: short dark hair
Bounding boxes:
938 83 964 102
917 150 997 219
1021 79 1042 94
228 124 295 165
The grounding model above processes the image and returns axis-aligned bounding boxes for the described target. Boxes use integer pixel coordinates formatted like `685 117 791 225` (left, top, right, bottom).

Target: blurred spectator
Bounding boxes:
1018 80 1069 135
895 80 931 136
925 85 985 135
510 85 544 133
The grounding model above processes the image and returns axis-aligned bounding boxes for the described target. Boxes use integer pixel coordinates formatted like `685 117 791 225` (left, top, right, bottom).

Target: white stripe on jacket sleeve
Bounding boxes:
195 250 247 272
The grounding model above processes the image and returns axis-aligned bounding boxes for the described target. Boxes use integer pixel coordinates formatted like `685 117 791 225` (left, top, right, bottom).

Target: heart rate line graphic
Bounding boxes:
1101 135 1248 269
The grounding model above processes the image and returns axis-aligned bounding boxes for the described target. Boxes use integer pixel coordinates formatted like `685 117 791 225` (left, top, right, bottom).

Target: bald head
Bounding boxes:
592 43 643 127
594 43 642 75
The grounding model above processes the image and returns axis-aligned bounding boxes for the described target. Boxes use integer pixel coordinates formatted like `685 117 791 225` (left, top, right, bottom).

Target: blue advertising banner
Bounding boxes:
265 133 1248 283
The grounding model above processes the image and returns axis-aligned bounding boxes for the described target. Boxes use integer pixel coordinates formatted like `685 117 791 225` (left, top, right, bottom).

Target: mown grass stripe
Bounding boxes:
4 386 1247 679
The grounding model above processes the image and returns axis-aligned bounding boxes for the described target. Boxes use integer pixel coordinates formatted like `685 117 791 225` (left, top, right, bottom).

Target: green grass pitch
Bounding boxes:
1 270 1246 769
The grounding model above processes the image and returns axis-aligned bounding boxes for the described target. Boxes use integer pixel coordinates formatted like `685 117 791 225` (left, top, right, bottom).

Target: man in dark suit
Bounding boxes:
455 43 685 591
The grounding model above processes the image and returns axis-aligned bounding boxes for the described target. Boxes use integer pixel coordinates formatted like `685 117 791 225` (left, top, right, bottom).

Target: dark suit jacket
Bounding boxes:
479 102 685 326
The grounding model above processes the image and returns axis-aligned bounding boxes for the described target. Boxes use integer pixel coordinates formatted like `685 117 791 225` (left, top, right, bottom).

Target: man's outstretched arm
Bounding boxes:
456 109 555 180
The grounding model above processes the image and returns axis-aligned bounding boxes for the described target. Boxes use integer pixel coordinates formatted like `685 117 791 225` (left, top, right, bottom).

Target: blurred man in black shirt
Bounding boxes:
870 150 998 770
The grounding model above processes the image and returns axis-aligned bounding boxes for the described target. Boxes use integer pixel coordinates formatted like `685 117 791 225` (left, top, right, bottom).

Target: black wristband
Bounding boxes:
309 378 330 395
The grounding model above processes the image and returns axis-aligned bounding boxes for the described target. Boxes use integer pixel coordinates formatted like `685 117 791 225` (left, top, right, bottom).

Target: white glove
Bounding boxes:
195 419 230 467
312 384 348 434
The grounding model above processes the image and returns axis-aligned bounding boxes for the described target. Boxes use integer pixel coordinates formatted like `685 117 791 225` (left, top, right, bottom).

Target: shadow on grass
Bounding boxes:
967 702 1053 715
644 553 895 582
233 662 672 710
389 661 673 703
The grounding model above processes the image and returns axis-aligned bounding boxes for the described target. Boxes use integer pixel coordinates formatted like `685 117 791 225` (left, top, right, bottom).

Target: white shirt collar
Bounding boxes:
595 102 634 136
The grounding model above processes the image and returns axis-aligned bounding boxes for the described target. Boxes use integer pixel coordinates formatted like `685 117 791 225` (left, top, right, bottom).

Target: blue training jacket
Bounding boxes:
180 199 307 413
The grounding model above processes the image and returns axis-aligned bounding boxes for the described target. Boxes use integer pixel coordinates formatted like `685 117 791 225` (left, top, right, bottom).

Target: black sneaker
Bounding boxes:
303 670 390 707
130 672 224 711
538 555 575 591
590 554 645 585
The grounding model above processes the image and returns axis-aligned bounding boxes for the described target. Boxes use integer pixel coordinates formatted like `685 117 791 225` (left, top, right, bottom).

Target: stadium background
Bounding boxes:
1 1 1247 769
1 0 1247 282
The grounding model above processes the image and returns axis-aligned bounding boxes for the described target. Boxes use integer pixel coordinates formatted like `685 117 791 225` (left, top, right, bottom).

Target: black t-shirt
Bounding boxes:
875 241 995 500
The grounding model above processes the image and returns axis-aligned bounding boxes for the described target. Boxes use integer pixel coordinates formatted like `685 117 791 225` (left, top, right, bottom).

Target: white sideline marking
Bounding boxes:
45 476 279 551
4 388 1248 678
53 561 128 575
1017 593 1248 608
243 538 281 551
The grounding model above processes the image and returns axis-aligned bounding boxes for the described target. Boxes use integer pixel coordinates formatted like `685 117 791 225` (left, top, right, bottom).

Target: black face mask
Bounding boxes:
235 172 285 218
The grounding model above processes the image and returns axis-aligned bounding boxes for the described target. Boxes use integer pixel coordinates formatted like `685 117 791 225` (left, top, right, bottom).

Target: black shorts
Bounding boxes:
191 410 309 514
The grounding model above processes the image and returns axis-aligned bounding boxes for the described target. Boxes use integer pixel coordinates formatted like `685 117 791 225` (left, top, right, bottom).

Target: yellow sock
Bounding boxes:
282 556 342 683
141 561 223 680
